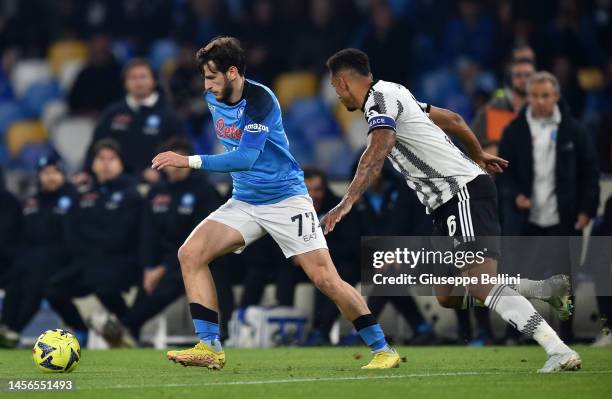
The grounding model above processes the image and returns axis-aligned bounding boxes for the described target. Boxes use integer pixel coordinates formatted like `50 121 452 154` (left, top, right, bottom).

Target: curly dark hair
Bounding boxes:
195 36 246 76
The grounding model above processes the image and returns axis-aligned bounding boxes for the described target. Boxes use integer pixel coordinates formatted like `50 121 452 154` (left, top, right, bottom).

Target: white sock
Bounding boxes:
485 284 569 356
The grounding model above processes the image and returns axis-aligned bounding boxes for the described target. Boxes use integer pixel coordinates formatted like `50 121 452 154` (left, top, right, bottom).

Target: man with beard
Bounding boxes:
151 36 399 370
471 57 536 146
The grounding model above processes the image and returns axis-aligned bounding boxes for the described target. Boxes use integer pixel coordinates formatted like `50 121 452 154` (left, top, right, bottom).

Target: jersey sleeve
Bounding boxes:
363 89 402 134
240 86 277 151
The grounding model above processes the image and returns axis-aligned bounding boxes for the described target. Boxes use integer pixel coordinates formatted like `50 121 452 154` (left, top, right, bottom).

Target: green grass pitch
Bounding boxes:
1 346 611 398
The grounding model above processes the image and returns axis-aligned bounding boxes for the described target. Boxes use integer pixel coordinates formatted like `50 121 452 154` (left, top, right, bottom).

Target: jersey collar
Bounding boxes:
360 80 379 112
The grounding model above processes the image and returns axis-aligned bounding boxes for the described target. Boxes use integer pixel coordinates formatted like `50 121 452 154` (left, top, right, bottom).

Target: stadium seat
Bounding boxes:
0 101 26 136
17 142 53 171
5 121 48 157
10 60 53 98
50 117 95 173
273 72 318 110
149 39 179 72
41 100 68 132
286 98 341 142
58 61 85 93
21 80 61 117
47 40 89 75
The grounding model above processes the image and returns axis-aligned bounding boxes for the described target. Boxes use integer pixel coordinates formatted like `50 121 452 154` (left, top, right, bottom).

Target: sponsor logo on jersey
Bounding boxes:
215 118 243 139
244 123 269 133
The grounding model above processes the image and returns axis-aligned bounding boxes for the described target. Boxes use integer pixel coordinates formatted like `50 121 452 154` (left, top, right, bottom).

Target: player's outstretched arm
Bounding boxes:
429 106 508 174
151 151 189 169
321 130 396 234
152 147 260 172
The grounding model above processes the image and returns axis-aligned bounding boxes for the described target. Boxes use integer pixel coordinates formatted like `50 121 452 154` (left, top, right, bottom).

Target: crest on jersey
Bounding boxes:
181 193 195 206
57 196 72 210
366 103 382 118
237 106 245 119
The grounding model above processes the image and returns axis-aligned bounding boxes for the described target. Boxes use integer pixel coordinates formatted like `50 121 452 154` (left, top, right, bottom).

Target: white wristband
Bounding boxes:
188 155 202 169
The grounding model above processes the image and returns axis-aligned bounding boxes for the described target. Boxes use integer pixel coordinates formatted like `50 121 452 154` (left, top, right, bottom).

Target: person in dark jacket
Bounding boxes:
498 72 600 236
98 137 223 346
75 58 184 185
0 166 21 287
498 72 600 343
46 139 142 344
0 154 78 347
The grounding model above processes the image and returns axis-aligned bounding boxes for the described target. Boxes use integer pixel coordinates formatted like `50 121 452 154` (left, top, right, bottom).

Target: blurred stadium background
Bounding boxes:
0 0 611 350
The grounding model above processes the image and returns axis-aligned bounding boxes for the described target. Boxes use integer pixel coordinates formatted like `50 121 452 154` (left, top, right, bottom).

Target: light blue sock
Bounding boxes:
357 323 391 353
192 319 222 352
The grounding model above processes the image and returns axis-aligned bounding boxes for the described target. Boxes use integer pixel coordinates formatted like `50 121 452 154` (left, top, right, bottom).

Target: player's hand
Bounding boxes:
320 200 352 235
151 151 189 170
475 151 508 174
575 212 590 230
143 265 166 295
515 194 531 210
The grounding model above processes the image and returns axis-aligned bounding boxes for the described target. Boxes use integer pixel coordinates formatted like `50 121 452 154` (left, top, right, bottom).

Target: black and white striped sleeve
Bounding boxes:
363 90 402 135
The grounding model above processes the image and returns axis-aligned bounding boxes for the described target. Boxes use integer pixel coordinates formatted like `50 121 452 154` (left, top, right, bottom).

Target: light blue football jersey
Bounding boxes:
204 79 307 205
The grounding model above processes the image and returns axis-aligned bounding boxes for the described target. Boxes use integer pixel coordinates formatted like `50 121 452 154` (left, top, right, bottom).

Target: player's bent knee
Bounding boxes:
312 274 341 297
178 243 202 272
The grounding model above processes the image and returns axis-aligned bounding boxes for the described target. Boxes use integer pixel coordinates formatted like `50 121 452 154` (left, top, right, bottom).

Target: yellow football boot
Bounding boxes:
361 349 401 369
167 341 226 370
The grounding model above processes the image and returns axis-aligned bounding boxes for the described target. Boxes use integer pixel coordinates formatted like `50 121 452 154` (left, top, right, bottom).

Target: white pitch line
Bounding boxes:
78 369 612 390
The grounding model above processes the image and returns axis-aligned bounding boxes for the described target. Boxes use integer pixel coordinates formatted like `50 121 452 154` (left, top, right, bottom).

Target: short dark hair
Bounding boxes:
326 48 371 76
510 58 535 69
303 167 328 184
92 138 123 163
196 36 246 76
158 136 194 155
122 58 155 82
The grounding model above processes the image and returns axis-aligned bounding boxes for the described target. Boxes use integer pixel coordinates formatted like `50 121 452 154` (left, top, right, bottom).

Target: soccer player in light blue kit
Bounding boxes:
152 36 399 370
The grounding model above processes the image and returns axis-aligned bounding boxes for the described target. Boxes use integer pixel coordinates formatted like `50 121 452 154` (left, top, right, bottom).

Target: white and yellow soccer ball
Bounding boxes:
32 329 81 373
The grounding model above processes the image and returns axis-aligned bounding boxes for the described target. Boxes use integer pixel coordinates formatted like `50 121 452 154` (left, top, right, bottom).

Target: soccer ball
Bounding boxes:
32 329 81 373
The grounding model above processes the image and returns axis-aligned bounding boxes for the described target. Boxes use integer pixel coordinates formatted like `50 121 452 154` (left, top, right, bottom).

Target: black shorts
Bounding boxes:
431 174 501 259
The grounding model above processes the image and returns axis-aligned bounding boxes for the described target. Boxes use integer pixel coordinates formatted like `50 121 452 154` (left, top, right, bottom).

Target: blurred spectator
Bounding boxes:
292 0 349 75
352 0 412 85
0 154 77 348
585 56 612 172
471 58 535 145
240 0 287 84
168 43 205 119
78 58 185 185
541 0 604 68
0 166 22 288
498 71 599 236
97 137 223 346
68 33 123 115
512 44 536 65
46 139 142 345
498 72 599 342
304 167 360 346
551 55 585 118
442 0 494 68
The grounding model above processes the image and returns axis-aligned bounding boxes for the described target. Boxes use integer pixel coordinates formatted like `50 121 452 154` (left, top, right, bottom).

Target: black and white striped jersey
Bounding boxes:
361 80 485 213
